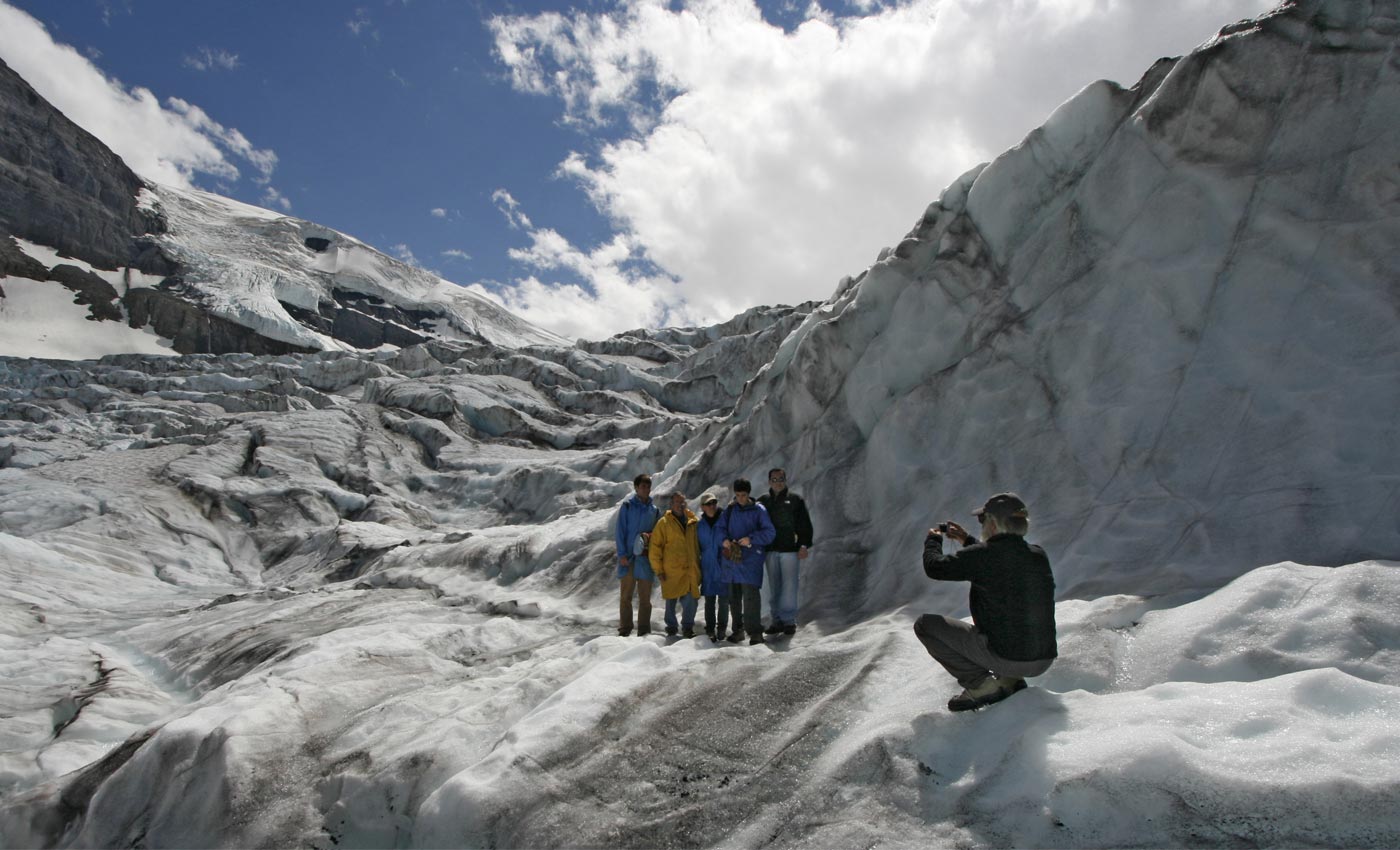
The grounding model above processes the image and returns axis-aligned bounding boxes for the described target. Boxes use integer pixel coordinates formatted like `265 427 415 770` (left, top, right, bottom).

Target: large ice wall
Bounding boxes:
684 0 1400 617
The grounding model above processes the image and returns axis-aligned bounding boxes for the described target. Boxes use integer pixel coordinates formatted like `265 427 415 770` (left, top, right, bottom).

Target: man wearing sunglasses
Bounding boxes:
757 467 814 637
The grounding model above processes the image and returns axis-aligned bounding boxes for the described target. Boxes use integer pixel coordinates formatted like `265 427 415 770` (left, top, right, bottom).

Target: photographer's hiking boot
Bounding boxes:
1000 677 1028 698
947 676 1022 713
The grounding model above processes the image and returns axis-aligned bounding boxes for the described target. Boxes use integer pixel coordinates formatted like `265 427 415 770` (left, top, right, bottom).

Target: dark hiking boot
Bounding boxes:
638 627 651 636
666 626 679 636
728 631 745 643
947 677 1023 713
705 628 716 640
763 623 784 635
750 634 766 645
782 624 796 635
683 629 695 639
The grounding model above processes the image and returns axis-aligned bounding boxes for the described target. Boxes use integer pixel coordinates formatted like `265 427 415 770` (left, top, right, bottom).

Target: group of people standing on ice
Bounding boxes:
613 470 813 645
613 469 1058 714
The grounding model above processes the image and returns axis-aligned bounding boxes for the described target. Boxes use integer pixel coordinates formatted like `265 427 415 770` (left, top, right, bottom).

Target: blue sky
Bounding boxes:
3 0 615 285
0 0 1277 339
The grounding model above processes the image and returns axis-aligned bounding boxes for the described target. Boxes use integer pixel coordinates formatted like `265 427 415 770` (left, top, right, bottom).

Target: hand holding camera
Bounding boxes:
929 520 970 544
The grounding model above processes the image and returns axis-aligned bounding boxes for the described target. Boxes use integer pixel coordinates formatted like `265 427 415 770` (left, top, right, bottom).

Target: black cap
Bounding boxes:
972 492 1028 519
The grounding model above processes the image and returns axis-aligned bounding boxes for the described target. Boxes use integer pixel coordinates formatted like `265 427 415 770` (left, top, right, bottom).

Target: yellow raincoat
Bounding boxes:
648 508 700 600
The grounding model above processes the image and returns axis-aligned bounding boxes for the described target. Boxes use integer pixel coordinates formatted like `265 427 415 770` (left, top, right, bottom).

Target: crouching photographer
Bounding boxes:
914 492 1058 712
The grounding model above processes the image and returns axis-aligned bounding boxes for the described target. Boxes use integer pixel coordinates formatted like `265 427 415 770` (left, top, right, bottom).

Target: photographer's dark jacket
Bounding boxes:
757 490 814 553
923 532 1058 662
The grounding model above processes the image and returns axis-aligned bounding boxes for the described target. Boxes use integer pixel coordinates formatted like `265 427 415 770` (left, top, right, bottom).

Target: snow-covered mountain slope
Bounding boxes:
138 184 571 352
1 0 1398 847
0 185 569 358
0 53 567 357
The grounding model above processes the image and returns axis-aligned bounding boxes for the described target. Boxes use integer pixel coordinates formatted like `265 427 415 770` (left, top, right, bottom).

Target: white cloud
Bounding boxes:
261 186 291 211
491 189 532 230
347 8 376 38
471 200 711 340
183 46 241 72
430 207 447 218
391 243 422 267
0 1 277 191
488 0 1278 340
97 0 131 27
441 248 471 261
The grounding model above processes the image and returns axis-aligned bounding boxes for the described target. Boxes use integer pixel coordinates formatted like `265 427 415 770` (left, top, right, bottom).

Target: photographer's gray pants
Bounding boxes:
914 614 1052 689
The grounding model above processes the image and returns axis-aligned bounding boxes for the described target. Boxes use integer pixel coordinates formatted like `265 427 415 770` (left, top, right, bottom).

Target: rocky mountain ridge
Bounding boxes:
0 56 169 278
0 54 572 356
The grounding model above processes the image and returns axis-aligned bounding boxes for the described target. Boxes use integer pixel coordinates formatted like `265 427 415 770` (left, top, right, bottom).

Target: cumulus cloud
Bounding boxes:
488 0 1277 339
261 186 292 211
391 243 422 268
491 189 533 230
183 46 241 72
0 1 277 191
470 196 709 340
430 207 447 218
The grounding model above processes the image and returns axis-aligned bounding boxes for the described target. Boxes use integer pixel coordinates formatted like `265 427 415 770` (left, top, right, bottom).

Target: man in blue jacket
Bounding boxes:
717 478 777 645
614 473 661 636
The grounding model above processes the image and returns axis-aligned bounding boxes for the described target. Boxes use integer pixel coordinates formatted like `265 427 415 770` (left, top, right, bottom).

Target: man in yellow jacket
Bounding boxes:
649 489 701 637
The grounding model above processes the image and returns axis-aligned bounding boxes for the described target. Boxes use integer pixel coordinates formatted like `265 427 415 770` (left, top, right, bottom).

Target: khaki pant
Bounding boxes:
913 614 1053 688
619 576 653 634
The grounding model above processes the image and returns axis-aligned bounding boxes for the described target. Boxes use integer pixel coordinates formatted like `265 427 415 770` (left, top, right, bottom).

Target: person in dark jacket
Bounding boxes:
916 492 1057 712
757 467 814 636
717 478 777 645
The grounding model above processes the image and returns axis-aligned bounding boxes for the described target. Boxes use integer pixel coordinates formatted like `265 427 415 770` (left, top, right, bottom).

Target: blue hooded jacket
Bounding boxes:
614 494 660 579
697 511 728 596
716 500 776 586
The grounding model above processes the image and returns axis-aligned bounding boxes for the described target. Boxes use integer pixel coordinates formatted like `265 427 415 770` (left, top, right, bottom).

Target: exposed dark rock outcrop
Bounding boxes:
46 264 122 321
278 289 435 350
0 235 48 279
0 57 172 275
123 289 316 356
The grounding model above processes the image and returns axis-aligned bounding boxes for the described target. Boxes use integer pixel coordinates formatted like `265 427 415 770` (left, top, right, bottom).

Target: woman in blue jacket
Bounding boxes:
696 490 729 641
716 478 776 645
